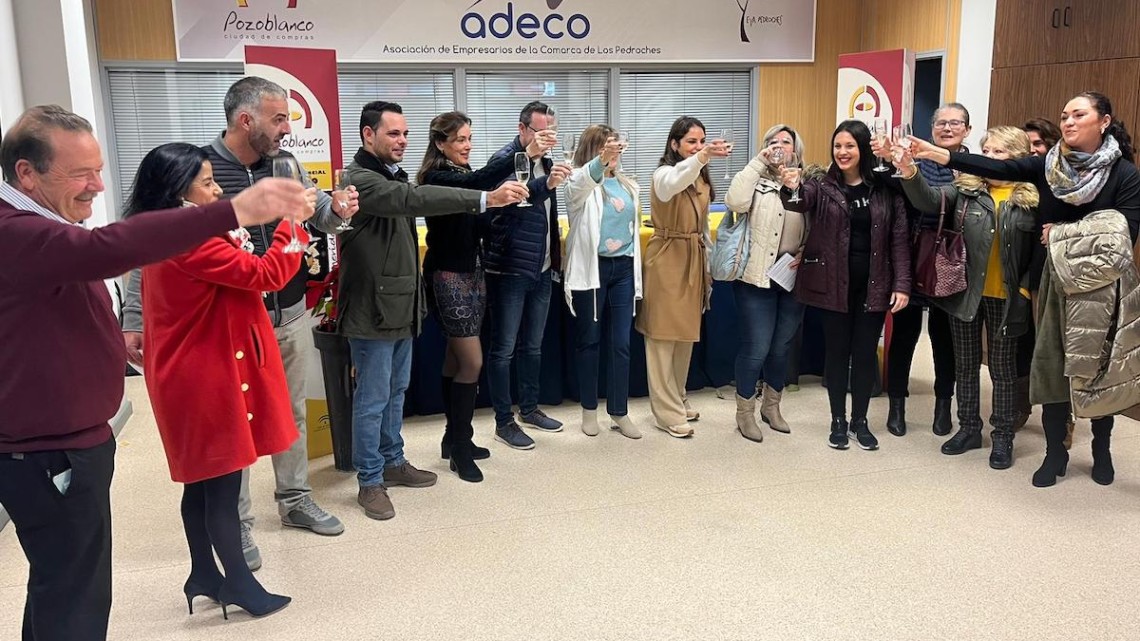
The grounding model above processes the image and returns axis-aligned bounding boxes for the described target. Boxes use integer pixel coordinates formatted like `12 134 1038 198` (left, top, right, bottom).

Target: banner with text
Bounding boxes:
175 0 816 63
836 49 916 129
244 45 342 190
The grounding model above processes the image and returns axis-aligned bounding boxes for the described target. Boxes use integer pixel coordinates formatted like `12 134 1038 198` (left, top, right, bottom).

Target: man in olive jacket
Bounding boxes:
340 101 526 520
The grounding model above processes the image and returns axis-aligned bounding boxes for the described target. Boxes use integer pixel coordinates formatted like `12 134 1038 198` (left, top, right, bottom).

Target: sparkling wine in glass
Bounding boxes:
334 169 353 231
721 128 735 179
514 152 531 207
617 131 630 153
786 152 803 203
562 133 578 167
890 123 913 178
872 118 891 173
271 156 305 253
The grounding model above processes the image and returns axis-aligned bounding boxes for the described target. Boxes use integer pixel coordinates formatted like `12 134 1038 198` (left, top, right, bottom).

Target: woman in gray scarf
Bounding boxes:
908 91 1140 488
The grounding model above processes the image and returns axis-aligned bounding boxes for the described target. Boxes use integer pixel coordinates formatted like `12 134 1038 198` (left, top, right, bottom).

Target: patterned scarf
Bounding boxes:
1045 135 1122 205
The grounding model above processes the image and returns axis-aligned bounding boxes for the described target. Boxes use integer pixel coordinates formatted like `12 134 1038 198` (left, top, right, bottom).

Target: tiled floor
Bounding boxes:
3 343 1139 640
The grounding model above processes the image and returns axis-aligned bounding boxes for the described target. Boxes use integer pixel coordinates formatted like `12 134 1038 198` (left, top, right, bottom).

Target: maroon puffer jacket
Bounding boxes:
784 172 911 313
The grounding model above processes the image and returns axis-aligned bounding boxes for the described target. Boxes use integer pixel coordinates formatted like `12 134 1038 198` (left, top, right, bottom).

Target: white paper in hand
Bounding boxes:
766 253 798 292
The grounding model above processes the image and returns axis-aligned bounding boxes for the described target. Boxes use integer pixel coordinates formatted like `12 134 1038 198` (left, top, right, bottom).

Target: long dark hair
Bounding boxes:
829 120 878 186
659 116 715 202
1076 91 1135 163
416 111 472 184
124 143 208 218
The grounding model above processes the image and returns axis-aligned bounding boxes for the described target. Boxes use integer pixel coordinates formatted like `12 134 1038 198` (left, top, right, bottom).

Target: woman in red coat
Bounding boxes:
127 143 314 620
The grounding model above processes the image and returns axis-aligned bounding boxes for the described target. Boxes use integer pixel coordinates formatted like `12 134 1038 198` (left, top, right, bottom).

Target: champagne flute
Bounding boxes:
617 131 630 153
786 152 803 203
768 145 786 169
561 133 578 167
721 128 735 179
890 123 913 178
271 156 305 253
334 169 353 231
872 118 891 172
514 152 531 207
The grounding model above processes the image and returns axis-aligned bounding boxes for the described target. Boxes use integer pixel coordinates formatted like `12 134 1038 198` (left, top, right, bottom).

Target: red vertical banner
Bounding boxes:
836 49 916 129
243 46 342 190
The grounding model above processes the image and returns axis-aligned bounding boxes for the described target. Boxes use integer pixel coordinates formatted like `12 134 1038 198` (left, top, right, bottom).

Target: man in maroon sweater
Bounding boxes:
0 105 311 641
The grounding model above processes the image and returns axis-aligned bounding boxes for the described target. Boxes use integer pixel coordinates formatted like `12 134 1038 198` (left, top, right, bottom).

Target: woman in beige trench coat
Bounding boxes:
636 116 731 436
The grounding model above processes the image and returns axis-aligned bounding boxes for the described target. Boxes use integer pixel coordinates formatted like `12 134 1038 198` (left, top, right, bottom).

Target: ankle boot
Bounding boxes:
1091 418 1115 485
610 414 642 439
759 384 791 433
886 397 907 436
449 441 484 483
989 431 1014 470
217 581 291 620
441 382 490 460
1032 418 1070 488
932 397 953 436
581 408 600 436
735 394 763 442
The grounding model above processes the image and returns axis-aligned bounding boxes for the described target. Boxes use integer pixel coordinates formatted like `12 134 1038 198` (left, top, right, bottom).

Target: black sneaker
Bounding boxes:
495 420 536 450
941 428 983 455
989 432 1014 469
847 417 879 451
828 417 850 450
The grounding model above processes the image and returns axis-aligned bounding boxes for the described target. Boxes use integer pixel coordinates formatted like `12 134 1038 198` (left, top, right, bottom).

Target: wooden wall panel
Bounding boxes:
757 0 864 166
94 0 176 61
861 0 951 52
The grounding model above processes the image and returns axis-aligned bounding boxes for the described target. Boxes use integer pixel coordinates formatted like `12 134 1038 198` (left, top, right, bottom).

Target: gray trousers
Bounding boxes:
239 312 313 524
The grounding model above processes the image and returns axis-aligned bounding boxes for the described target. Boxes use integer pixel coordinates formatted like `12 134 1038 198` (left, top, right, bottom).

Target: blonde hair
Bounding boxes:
574 124 617 169
978 125 1031 158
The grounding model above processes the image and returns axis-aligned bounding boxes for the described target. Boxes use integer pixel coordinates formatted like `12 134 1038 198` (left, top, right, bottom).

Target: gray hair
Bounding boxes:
1 105 93 183
762 124 805 164
224 76 287 126
932 102 971 127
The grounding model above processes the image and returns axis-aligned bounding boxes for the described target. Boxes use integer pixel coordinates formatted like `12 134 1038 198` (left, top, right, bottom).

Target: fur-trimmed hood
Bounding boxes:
954 173 1040 210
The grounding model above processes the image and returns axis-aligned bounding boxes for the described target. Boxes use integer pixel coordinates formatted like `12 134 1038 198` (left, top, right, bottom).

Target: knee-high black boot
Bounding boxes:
201 471 290 619
1033 404 1071 488
439 376 455 459
449 382 483 482
1091 417 1115 485
181 483 224 614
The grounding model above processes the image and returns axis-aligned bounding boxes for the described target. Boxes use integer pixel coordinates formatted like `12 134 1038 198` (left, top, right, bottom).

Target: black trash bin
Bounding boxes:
312 327 355 472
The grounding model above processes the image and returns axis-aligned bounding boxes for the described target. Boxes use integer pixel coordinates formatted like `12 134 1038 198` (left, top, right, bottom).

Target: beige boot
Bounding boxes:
759 384 791 434
610 414 642 439
735 394 763 442
581 408 600 436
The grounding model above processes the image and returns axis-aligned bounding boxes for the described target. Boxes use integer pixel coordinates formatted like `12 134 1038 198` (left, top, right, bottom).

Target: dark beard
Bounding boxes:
250 129 279 157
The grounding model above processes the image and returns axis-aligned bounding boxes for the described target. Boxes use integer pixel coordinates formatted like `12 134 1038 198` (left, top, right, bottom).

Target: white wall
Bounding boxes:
955 0 997 151
0 0 25 130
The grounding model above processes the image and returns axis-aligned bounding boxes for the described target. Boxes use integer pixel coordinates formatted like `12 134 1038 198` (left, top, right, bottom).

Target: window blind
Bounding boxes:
618 71 752 213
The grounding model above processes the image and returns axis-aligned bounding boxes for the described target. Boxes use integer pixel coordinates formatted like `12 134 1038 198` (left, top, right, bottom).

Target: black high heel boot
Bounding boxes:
932 397 953 436
449 441 484 483
439 376 454 460
184 577 221 615
218 582 291 620
1091 418 1115 486
443 381 490 462
1032 414 1070 488
886 397 907 436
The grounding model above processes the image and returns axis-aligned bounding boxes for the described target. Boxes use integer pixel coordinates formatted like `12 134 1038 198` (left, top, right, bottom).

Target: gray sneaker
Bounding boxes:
518 409 564 432
495 420 536 450
281 496 345 536
240 521 262 572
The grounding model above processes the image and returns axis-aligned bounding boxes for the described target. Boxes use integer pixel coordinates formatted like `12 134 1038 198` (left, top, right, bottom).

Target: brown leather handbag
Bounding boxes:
912 191 967 298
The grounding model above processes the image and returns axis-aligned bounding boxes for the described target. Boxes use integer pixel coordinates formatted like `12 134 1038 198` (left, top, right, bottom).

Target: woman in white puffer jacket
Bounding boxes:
563 124 643 439
723 124 808 442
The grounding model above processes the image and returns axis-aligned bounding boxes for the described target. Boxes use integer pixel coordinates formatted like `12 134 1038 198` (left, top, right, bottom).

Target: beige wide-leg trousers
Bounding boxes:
644 337 694 430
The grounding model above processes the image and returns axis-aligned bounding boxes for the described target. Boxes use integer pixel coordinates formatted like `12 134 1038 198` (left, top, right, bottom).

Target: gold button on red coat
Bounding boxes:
241 383 250 392
236 351 245 360
247 412 254 421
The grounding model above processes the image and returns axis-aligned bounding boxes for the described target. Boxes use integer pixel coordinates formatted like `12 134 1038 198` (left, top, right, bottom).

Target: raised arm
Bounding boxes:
899 167 959 221
724 155 766 213
0 201 239 292
422 153 516 190
172 222 305 292
653 153 707 201
351 168 483 219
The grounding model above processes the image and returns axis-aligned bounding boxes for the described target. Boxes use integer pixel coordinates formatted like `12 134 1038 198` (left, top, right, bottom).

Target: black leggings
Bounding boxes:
887 303 956 398
821 308 887 420
181 470 258 591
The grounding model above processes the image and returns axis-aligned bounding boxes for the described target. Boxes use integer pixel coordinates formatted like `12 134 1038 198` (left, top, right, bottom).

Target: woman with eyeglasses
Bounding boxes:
882 103 969 443
909 91 1140 488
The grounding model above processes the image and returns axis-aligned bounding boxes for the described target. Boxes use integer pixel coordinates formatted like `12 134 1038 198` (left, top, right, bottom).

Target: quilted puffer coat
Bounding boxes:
1048 209 1140 418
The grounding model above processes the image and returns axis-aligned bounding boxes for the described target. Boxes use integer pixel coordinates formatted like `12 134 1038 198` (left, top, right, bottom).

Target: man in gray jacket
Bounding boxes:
121 77 357 569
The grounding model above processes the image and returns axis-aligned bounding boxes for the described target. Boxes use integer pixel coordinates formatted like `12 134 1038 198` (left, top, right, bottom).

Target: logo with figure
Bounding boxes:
734 0 784 43
237 0 299 7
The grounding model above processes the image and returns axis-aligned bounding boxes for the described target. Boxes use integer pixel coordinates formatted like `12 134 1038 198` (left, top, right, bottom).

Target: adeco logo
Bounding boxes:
461 0 591 40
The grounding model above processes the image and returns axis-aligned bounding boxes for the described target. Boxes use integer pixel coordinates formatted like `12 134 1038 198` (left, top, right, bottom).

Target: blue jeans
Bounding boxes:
572 256 635 416
733 280 804 399
348 337 413 487
486 270 552 425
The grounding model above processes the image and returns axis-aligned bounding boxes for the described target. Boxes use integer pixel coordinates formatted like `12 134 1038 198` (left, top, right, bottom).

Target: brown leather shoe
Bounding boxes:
358 485 395 520
382 462 438 488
